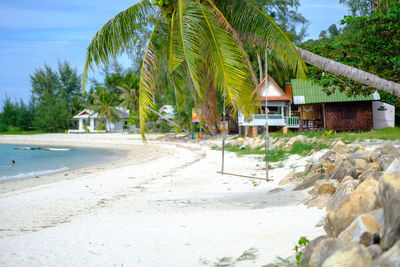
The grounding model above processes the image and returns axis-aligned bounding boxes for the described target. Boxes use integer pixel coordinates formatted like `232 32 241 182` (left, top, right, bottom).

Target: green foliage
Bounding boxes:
160 120 171 133
96 124 105 131
82 123 89 133
30 61 84 132
294 236 309 265
90 86 120 132
83 0 307 140
302 3 400 121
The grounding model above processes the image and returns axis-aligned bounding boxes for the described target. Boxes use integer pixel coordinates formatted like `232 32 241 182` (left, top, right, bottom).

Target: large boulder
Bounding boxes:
325 179 381 237
306 194 331 209
373 240 400 266
367 244 383 260
322 242 372 267
326 178 359 212
338 209 384 246
300 235 329 266
309 238 345 267
378 159 400 249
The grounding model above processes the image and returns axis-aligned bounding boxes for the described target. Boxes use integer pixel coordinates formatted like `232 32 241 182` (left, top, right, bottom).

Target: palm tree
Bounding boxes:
82 0 308 139
82 0 400 139
91 87 121 132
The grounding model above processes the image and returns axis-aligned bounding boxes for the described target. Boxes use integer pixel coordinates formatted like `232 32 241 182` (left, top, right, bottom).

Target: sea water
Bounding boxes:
0 144 123 182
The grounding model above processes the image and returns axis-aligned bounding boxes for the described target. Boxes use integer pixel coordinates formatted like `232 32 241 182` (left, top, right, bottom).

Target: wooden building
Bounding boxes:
289 79 381 131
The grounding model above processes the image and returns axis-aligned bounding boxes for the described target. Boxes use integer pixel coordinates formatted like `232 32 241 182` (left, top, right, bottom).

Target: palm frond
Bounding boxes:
214 0 307 79
138 19 170 140
168 9 185 73
82 0 155 90
199 4 256 117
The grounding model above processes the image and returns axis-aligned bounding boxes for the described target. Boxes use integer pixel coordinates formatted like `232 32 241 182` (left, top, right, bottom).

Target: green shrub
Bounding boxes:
160 121 171 133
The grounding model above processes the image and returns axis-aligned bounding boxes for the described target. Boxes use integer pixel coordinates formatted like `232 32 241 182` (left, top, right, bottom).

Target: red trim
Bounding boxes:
251 75 290 102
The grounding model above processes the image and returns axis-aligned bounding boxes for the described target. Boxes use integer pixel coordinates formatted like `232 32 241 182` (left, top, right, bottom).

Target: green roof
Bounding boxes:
291 79 380 104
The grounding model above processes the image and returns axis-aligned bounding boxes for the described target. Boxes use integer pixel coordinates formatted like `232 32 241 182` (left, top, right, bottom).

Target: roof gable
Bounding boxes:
252 75 290 102
291 79 380 104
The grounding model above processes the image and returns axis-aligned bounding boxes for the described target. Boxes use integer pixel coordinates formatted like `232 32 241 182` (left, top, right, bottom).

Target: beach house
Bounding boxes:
289 79 391 131
238 75 299 136
68 107 131 133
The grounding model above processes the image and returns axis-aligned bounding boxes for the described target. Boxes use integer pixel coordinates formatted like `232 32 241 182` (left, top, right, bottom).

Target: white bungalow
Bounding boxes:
238 75 299 135
68 107 131 133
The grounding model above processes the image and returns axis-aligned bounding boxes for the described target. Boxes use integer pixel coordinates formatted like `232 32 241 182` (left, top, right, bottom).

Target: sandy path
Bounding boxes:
0 134 325 266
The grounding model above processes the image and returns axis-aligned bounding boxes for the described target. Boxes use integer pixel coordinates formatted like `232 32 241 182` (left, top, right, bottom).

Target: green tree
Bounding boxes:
90 87 121 132
327 24 340 37
82 0 307 138
30 61 83 132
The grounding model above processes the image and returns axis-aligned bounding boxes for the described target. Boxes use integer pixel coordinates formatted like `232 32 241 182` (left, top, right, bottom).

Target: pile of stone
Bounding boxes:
229 135 326 151
281 142 400 266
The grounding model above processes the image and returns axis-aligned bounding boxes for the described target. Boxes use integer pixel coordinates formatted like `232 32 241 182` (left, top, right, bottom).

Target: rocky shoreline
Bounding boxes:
269 141 400 266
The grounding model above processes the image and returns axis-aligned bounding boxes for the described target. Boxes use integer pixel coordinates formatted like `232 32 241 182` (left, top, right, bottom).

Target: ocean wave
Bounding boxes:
0 167 70 181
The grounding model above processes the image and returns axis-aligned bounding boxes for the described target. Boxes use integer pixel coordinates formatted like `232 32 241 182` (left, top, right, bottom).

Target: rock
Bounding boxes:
294 171 329 191
306 194 331 209
379 154 398 171
370 150 382 162
367 244 383 260
333 141 349 154
327 179 359 212
330 160 357 181
320 151 336 162
300 235 329 266
338 209 384 246
348 152 371 164
373 240 400 266
381 144 396 155
371 161 382 171
296 134 308 143
304 163 322 175
286 137 297 146
325 179 381 237
378 159 400 249
279 177 302 186
322 242 372 267
311 179 338 195
261 264 279 267
309 238 345 267
354 159 368 170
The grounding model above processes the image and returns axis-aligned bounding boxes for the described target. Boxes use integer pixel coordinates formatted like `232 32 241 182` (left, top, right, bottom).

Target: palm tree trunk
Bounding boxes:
238 32 400 97
296 47 400 97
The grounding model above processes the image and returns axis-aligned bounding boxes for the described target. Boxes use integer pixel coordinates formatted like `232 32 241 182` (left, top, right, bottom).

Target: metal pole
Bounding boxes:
221 88 227 174
264 45 270 182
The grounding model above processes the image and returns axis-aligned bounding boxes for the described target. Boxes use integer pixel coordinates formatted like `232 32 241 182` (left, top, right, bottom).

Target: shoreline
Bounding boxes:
0 133 160 195
0 133 328 266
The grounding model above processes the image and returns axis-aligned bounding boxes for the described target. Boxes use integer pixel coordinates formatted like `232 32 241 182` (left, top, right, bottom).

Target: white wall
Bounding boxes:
372 101 395 129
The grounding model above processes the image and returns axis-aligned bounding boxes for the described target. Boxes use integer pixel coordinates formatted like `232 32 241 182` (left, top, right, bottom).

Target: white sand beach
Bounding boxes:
0 133 326 266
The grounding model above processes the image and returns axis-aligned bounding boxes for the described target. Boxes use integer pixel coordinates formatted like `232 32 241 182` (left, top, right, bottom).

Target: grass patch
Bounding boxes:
213 141 331 163
270 127 400 142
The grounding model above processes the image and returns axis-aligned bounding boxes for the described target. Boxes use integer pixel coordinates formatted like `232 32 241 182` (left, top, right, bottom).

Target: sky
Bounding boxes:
0 0 350 107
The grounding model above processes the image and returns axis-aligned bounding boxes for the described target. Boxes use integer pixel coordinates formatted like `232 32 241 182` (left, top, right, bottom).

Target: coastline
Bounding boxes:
0 133 327 266
0 134 144 194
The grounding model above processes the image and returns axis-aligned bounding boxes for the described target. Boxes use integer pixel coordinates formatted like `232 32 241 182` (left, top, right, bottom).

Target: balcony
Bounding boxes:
238 113 299 128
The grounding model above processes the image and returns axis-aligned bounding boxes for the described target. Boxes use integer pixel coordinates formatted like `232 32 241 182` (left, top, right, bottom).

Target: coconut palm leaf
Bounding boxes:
214 0 307 79
82 0 155 89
